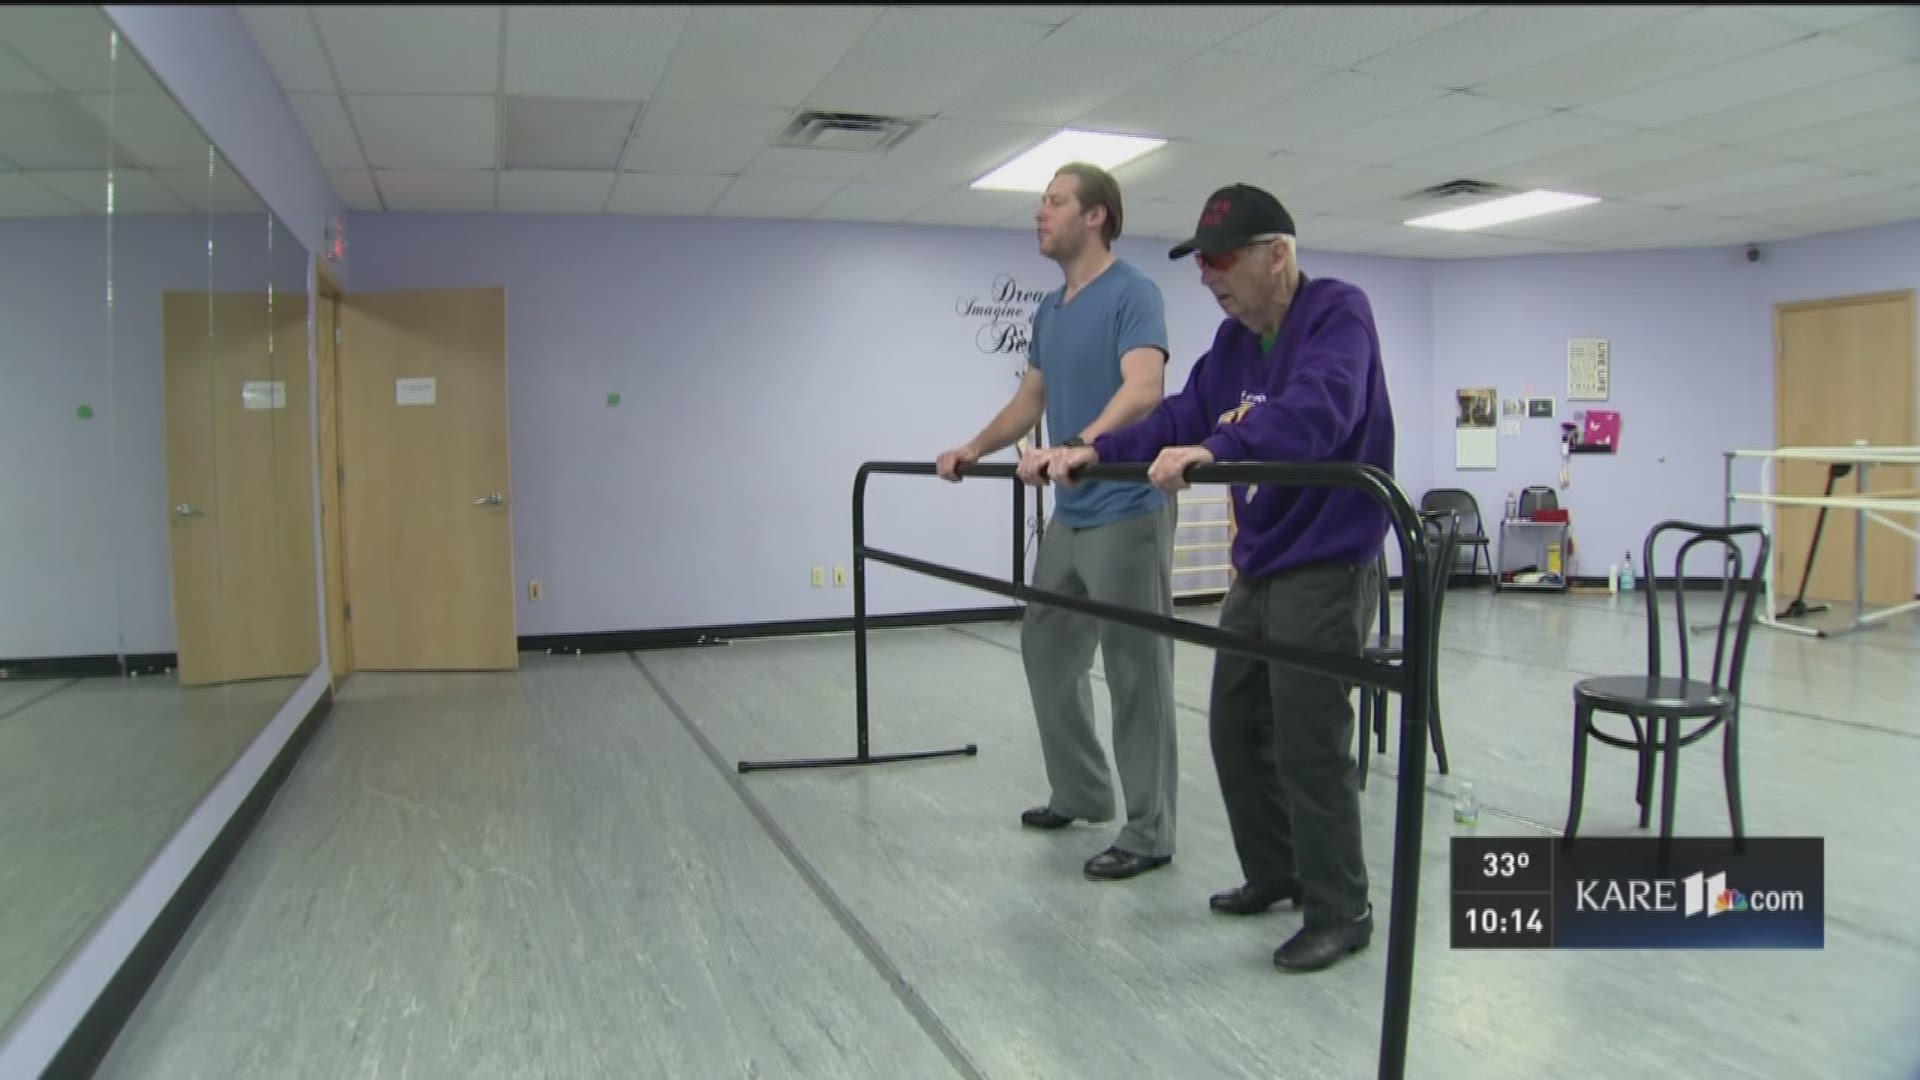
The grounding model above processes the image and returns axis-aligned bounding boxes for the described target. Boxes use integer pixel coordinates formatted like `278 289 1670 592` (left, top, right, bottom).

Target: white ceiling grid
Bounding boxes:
207 3 1920 256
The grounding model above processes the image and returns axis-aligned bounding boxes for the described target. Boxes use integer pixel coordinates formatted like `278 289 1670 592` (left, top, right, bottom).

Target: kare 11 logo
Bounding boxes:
1558 839 1825 950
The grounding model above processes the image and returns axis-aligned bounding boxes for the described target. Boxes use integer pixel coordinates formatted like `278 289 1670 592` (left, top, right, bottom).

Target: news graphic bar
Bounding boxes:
1451 837 1825 950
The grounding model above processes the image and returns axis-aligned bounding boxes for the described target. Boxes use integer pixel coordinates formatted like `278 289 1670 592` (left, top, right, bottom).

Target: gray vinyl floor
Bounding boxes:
0 674 298 1033
90 589 1920 1080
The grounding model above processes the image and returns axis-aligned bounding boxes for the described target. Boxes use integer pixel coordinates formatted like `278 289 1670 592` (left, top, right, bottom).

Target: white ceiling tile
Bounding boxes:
347 95 497 170
622 101 791 174
743 146 881 180
502 97 640 170
1377 230 1586 260
1562 145 1786 199
1833 8 1920 60
1198 71 1447 152
328 167 382 211
1766 6 1898 31
286 93 365 169
1353 6 1681 89
1062 5 1284 48
33 168 185 213
497 169 615 213
155 160 266 213
0 5 159 94
1307 224 1407 254
1209 153 1370 206
1606 216 1796 248
1107 141 1275 202
0 171 84 216
238 5 337 93
1485 130 1715 190
808 8 1051 117
1292 215 1390 242
859 118 1052 184
1661 63 1920 147
504 5 688 101
908 186 1036 227
1121 198 1205 240
1227 6 1486 69
1763 100 1920 162
710 175 846 218
1477 200 1691 244
898 5 1084 26
1633 161 1841 209
0 93 109 169
1472 8 1808 111
1575 35 1900 128
311 5 502 94
76 92 210 171
605 172 730 215
1764 185 1920 229
810 180 950 221
372 169 496 212
1702 174 1906 218
652 5 882 107
1822 133 1920 174
1310 92 1547 166
1387 111 1636 178
0 40 55 94
1072 49 1331 139
939 27 1197 126
1280 165 1457 216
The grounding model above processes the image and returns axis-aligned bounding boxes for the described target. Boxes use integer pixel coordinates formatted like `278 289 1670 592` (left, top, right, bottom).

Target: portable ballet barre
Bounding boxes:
736 459 1438 1080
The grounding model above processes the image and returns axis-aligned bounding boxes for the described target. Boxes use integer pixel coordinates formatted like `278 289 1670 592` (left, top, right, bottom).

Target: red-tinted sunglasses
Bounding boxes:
1194 235 1284 272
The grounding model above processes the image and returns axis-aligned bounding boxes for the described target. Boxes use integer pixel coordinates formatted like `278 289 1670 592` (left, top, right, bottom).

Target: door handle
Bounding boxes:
474 492 506 506
174 502 206 517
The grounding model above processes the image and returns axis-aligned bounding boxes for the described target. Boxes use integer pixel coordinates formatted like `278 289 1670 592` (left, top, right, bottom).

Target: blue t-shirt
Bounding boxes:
1029 259 1170 528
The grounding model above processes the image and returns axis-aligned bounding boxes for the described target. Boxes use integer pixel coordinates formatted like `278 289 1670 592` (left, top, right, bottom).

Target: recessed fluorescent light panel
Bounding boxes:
970 129 1167 192
1405 190 1600 231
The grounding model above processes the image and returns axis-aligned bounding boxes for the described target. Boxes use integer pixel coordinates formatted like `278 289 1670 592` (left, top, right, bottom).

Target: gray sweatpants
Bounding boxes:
1020 501 1178 858
1211 561 1380 928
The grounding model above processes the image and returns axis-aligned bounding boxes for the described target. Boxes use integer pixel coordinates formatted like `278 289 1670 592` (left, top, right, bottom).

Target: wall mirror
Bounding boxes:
0 3 319 1042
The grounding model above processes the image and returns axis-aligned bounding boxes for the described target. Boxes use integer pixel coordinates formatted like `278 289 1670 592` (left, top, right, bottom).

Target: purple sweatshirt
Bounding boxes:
1093 275 1396 578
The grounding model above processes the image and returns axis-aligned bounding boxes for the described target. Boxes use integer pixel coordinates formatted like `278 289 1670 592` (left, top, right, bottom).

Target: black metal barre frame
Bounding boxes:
735 459 1435 1080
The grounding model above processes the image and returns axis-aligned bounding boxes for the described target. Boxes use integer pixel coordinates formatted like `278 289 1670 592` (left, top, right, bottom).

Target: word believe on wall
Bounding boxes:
955 274 1046 358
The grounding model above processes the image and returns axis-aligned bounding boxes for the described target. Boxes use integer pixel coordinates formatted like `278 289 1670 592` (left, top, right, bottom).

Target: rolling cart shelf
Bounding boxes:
1495 517 1572 594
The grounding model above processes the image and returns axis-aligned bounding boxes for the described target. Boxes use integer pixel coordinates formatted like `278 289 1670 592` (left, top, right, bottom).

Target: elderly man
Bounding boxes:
1029 183 1395 972
936 163 1179 881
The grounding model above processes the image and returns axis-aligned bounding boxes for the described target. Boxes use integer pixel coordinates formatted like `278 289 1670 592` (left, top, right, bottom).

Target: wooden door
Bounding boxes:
1774 291 1916 606
337 287 516 670
161 290 320 685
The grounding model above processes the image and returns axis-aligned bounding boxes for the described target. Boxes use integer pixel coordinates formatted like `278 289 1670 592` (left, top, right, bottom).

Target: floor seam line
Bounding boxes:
0 678 82 724
625 651 991 1080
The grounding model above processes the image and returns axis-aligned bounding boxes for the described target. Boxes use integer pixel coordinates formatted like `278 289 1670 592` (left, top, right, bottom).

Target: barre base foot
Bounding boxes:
737 744 978 773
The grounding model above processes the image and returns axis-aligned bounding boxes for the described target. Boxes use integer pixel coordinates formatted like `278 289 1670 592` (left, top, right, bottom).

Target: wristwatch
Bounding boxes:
1063 436 1086 448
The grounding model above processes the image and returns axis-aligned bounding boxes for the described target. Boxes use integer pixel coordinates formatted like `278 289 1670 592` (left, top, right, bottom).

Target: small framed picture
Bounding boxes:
1527 397 1556 420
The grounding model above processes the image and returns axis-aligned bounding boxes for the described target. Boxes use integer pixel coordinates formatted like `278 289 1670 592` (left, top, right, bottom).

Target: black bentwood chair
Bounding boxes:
1560 520 1770 871
1357 509 1459 788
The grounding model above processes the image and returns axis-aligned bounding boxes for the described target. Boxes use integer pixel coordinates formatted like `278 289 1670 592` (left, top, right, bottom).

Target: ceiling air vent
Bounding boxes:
1408 179 1509 201
774 111 921 153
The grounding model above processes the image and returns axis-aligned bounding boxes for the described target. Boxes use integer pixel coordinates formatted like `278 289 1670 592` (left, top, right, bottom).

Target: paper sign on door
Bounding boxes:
396 377 437 406
242 380 286 410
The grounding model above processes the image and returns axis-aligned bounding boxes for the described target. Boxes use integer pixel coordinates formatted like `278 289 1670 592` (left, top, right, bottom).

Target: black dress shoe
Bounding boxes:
1273 907 1373 973
1021 807 1076 829
1208 881 1302 915
1083 847 1172 880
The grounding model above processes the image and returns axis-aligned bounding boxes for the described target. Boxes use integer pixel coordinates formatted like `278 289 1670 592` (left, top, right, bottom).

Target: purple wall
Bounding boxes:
343 215 1433 634
102 4 344 277
0 215 286 658
1430 220 1919 583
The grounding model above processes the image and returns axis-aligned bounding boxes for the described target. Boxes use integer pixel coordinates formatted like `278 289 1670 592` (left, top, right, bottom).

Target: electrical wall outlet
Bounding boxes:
833 566 847 587
811 566 825 588
528 580 542 601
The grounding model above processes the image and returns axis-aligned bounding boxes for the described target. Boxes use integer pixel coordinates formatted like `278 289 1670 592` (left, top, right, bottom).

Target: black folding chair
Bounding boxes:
1358 510 1458 787
1420 488 1492 586
1560 520 1770 872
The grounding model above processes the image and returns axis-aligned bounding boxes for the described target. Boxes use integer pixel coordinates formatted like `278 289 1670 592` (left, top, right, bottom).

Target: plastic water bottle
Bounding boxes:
1505 491 1518 521
1452 782 1479 833
1620 552 1636 592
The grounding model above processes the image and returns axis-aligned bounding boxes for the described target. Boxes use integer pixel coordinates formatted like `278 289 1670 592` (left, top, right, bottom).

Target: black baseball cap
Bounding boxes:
1168 183 1297 259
